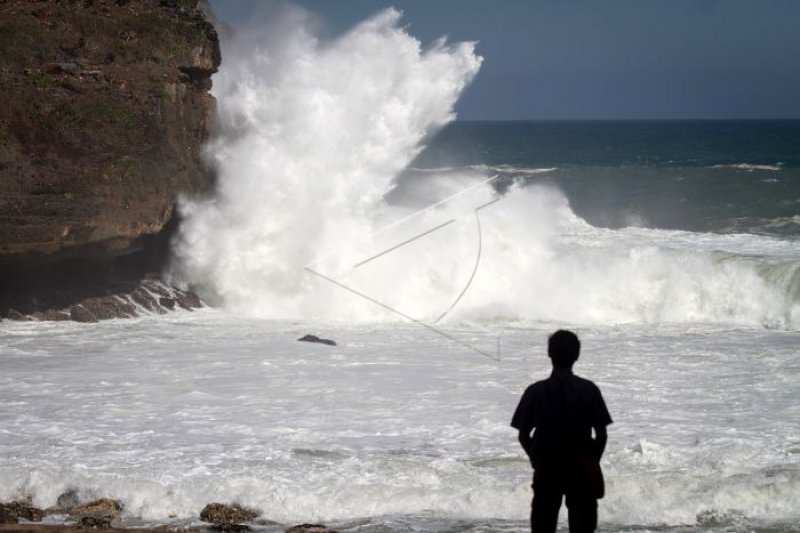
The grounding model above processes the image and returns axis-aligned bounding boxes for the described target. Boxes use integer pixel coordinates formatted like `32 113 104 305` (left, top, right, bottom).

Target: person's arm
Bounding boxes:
518 430 534 465
593 424 607 460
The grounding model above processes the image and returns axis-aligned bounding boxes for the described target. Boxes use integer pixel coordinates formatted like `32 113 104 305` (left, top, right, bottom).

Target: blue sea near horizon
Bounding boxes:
408 119 800 238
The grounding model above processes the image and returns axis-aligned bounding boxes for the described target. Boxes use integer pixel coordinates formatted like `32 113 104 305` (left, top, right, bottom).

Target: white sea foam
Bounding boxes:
1 315 799 530
711 163 782 171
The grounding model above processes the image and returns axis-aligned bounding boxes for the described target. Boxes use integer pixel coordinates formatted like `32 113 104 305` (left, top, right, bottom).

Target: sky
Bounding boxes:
208 0 800 121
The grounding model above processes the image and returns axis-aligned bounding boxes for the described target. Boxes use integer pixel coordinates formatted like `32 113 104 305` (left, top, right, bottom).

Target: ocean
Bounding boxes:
2 7 799 533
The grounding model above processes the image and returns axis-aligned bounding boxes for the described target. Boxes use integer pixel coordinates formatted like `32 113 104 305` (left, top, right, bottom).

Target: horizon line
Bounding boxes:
453 117 800 123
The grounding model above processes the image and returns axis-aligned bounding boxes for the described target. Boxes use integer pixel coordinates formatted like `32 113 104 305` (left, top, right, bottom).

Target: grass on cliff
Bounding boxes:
14 93 148 157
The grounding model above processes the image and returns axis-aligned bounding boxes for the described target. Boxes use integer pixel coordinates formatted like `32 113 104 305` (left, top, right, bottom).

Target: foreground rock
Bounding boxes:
0 502 44 524
69 499 122 529
199 503 259 531
297 334 337 346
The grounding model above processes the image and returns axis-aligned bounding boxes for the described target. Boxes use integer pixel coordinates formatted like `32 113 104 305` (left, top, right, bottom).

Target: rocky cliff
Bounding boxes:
0 0 220 319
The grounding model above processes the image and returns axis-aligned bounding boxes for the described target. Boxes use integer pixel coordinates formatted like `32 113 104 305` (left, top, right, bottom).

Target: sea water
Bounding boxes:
2 5 799 532
1 316 799 531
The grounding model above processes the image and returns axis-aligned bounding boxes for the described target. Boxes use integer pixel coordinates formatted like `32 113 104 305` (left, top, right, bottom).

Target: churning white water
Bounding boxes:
1 315 799 531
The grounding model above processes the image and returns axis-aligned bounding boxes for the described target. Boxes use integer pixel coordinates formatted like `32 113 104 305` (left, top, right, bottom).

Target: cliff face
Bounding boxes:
0 0 219 261
0 0 220 319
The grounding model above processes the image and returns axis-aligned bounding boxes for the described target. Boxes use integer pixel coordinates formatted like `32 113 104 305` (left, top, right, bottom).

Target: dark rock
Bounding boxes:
0 501 45 523
31 309 71 321
200 503 259 526
79 514 113 529
81 296 136 320
6 308 31 321
70 305 98 323
56 489 80 512
0 506 17 524
298 334 337 346
2 277 203 322
71 498 122 517
0 507 13 524
130 286 164 313
174 290 202 310
70 498 122 527
285 525 340 533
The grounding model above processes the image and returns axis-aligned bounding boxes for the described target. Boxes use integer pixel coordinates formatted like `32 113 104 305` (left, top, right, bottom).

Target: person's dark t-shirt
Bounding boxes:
511 368 612 463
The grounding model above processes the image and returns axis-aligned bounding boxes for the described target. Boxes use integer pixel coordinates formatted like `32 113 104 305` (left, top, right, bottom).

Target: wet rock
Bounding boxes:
199 503 259 527
297 334 337 346
78 514 113 529
175 290 202 310
130 286 163 314
6 308 31 321
2 278 203 322
0 507 12 524
70 304 98 323
56 489 80 512
0 501 45 523
31 309 71 321
70 498 122 526
81 296 137 320
285 525 340 533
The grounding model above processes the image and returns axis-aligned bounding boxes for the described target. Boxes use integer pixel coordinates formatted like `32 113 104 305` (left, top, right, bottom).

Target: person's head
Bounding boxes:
548 329 580 369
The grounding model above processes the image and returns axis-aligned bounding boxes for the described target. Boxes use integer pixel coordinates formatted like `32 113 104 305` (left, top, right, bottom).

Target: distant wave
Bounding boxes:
409 165 556 176
718 215 800 235
477 164 557 175
711 163 782 171
407 166 457 173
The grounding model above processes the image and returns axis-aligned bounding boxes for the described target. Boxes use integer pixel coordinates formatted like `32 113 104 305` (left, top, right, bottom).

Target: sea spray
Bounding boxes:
171 6 799 329
171 6 482 317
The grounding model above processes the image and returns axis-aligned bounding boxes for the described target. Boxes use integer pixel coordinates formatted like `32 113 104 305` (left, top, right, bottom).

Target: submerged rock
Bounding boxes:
297 334 337 346
200 503 260 527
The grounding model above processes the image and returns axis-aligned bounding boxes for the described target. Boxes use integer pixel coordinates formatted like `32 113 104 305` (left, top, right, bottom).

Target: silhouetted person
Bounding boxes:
511 330 612 533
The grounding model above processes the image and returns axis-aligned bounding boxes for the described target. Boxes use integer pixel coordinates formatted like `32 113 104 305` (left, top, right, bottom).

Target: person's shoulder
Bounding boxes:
570 374 603 393
521 378 548 395
529 378 550 390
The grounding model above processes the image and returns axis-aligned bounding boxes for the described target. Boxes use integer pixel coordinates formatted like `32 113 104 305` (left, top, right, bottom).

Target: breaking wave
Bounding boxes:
711 163 782 171
170 6 800 330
